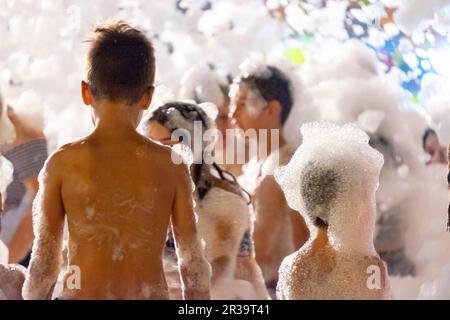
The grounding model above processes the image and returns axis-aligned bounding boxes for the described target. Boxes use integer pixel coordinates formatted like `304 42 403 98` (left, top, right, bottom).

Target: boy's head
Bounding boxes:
230 65 293 131
82 20 155 107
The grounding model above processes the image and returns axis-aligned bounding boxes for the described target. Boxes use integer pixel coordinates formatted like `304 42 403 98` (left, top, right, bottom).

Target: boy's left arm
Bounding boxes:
22 155 65 300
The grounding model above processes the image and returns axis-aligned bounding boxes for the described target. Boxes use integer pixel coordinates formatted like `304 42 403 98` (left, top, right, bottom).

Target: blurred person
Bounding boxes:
23 21 210 300
145 102 269 299
230 64 309 295
0 92 48 265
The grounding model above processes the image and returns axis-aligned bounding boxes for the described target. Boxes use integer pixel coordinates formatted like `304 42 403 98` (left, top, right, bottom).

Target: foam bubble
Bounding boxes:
394 0 450 35
276 122 383 255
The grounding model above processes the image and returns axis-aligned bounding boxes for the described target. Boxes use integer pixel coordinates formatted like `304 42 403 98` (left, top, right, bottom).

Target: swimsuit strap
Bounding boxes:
238 230 253 257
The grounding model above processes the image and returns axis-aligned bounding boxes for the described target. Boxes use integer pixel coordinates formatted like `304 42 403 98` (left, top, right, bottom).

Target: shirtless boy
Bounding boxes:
22 21 210 300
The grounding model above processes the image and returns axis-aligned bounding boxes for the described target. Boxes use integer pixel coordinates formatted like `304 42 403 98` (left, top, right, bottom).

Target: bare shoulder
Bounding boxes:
140 137 191 182
138 136 172 161
43 138 90 171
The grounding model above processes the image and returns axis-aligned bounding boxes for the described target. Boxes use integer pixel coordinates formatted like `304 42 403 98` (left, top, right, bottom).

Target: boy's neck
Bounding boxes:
92 101 140 138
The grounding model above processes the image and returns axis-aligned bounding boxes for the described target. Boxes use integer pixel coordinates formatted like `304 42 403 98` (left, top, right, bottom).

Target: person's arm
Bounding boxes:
253 176 309 257
8 176 39 264
171 164 211 300
22 155 65 300
5 106 46 263
8 212 34 263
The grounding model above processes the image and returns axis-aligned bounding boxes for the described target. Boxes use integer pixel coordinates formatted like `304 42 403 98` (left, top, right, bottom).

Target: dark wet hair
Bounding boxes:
300 162 341 228
86 20 155 104
149 102 209 133
237 66 293 125
422 128 437 150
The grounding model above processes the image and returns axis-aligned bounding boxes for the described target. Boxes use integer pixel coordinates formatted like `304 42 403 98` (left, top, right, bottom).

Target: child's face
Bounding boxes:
425 133 447 165
146 120 179 146
229 84 274 132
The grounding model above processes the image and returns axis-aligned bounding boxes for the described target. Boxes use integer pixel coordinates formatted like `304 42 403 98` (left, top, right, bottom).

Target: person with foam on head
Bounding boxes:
178 65 243 176
0 155 27 300
22 20 210 300
275 122 390 300
230 62 309 294
144 101 269 300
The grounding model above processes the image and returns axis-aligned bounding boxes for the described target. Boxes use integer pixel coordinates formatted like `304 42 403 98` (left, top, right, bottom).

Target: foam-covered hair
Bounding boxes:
276 122 384 226
149 101 218 150
179 65 229 108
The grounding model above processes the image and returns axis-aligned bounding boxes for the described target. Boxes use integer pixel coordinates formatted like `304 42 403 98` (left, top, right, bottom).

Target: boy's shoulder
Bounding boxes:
142 136 179 168
43 137 91 172
140 139 194 194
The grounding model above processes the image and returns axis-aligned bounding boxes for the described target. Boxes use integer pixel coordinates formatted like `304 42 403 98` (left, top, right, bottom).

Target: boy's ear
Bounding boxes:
140 86 155 110
267 100 282 123
81 81 93 106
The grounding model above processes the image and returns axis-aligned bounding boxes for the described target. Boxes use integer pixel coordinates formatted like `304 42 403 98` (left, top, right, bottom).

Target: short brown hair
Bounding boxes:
86 20 155 104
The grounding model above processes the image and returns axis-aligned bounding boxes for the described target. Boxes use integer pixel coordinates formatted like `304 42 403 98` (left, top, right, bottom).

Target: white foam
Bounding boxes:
393 0 450 35
0 263 26 300
0 156 13 200
276 122 383 256
0 240 8 264
179 65 226 108
0 100 16 145
0 0 448 300
175 235 211 299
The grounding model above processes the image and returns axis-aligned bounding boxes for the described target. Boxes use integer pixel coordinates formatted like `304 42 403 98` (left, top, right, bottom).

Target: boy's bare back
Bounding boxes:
58 134 178 299
22 20 210 301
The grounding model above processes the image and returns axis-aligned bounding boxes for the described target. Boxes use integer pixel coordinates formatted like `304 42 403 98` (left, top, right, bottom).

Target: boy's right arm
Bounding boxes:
22 153 65 300
171 164 211 300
